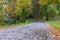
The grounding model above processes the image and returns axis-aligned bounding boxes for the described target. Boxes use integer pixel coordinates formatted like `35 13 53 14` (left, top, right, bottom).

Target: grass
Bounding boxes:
0 20 33 28
0 20 60 30
47 21 60 30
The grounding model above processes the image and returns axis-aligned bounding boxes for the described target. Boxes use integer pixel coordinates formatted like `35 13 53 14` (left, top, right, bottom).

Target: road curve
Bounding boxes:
0 22 56 40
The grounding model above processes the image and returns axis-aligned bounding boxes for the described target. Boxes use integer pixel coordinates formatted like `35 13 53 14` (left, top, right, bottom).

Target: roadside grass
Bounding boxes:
47 21 60 31
0 20 32 28
0 20 60 30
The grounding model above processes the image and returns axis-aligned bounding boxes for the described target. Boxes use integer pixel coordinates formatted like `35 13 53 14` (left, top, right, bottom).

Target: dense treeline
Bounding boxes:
0 0 60 24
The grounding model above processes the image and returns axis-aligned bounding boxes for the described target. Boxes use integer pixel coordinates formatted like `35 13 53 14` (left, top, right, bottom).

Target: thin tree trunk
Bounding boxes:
31 0 40 21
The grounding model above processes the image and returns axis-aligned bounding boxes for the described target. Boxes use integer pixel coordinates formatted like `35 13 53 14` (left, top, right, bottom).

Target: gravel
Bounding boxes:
0 22 56 40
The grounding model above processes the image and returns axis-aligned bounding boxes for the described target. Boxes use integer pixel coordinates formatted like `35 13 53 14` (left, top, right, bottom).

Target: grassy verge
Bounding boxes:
47 21 60 30
0 20 32 28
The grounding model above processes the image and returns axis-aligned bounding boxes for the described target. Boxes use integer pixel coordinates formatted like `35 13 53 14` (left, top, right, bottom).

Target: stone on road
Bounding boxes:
0 22 56 40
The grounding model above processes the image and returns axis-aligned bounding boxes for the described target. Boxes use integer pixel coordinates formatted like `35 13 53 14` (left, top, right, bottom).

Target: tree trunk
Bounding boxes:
31 0 40 21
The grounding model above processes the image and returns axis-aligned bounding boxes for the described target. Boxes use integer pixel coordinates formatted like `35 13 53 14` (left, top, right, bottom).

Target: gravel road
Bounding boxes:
0 22 56 40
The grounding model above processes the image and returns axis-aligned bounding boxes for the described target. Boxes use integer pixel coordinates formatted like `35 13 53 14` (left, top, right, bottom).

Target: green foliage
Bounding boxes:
0 0 60 25
15 0 30 23
48 21 60 29
39 0 51 5
48 5 59 18
0 4 3 10
0 3 3 24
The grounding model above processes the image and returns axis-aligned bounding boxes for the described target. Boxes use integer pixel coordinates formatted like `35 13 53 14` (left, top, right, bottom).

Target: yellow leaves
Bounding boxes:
0 0 5 3
16 0 24 8
51 0 59 7
6 6 13 13
16 0 29 6
28 0 32 9
16 0 30 10
39 0 50 5
58 0 60 3
39 0 60 6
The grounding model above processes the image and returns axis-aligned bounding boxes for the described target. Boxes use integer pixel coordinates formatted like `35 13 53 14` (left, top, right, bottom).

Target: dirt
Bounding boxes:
49 24 60 40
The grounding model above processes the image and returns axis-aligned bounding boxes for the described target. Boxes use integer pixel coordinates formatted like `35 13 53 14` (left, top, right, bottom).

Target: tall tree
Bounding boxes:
31 0 40 21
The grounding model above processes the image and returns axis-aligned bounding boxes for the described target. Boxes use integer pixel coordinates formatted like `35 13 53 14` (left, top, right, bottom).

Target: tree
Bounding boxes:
39 0 60 21
0 3 3 24
31 0 40 21
16 0 30 22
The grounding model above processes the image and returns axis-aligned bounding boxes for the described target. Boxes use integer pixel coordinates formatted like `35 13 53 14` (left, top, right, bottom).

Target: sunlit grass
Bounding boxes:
47 21 60 29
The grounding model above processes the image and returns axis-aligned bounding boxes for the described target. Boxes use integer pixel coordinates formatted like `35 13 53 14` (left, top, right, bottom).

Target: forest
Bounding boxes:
0 0 60 40
0 0 60 25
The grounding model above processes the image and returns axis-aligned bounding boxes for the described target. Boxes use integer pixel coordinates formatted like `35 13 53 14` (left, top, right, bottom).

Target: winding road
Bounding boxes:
0 22 56 40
